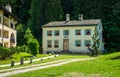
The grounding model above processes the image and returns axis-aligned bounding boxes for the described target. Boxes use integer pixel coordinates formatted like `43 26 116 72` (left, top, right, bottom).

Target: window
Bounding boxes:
75 29 81 35
63 30 69 35
10 23 13 29
85 29 91 35
54 40 59 48
85 40 91 46
54 30 59 36
47 31 52 36
75 40 81 47
47 40 52 48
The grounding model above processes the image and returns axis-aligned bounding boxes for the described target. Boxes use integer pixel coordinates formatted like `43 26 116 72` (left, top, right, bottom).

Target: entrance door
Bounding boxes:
63 39 69 50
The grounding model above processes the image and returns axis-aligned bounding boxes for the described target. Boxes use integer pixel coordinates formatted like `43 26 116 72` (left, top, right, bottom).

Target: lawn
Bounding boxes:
0 52 49 65
0 54 89 70
7 52 120 77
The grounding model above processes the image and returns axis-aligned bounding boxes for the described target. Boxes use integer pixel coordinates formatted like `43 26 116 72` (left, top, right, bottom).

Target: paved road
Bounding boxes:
0 55 60 67
0 58 95 77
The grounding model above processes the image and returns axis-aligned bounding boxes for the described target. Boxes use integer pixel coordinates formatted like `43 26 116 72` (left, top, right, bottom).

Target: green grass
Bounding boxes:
7 52 120 77
0 54 88 70
0 52 48 65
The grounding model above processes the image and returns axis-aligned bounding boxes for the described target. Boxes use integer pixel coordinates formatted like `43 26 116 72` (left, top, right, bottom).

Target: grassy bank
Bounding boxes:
0 52 48 65
8 52 120 77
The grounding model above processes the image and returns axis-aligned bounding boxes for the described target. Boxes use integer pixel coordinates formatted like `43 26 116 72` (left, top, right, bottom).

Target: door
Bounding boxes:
63 39 69 50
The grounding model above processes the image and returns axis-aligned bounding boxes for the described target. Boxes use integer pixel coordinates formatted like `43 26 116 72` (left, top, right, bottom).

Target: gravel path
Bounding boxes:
0 58 95 77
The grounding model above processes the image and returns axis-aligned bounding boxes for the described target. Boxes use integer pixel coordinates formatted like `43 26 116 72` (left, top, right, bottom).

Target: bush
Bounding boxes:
17 45 28 52
0 47 16 59
28 39 39 56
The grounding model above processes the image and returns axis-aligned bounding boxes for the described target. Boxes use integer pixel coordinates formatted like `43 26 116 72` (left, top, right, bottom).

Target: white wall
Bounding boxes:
42 25 103 53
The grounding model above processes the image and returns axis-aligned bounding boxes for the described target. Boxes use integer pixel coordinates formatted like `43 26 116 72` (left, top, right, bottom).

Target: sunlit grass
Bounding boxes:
7 52 120 77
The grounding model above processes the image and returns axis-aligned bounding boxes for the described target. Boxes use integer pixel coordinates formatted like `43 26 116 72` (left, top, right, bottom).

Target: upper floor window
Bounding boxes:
85 40 91 47
75 29 81 35
10 23 14 29
47 40 52 48
54 30 59 36
47 31 52 36
85 29 91 35
63 30 69 35
54 40 59 48
75 40 81 47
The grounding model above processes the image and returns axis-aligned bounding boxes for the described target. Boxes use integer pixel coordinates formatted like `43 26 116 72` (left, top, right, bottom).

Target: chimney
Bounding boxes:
5 4 12 13
66 14 70 21
79 14 83 21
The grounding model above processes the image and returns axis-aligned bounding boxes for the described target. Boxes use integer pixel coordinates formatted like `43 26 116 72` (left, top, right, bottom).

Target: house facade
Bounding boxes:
42 14 104 54
0 4 17 47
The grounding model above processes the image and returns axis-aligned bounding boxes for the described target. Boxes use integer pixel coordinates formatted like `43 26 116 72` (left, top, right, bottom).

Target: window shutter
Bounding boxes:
84 30 86 35
84 41 86 46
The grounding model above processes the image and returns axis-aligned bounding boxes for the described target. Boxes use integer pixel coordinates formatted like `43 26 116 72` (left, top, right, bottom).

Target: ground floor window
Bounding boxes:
54 40 59 48
75 40 81 47
85 40 91 46
47 40 52 48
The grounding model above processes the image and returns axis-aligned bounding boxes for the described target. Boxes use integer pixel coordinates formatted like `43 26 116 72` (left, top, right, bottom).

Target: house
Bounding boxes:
42 14 104 54
0 4 18 47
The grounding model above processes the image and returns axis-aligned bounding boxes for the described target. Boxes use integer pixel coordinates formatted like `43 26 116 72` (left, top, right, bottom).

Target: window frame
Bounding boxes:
63 30 69 35
75 29 81 35
47 30 52 36
75 40 81 47
85 29 91 35
85 40 91 47
54 40 59 48
54 30 59 36
47 40 52 48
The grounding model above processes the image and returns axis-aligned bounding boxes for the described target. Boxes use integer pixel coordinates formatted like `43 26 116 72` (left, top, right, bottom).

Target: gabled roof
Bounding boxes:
0 5 19 21
42 19 101 28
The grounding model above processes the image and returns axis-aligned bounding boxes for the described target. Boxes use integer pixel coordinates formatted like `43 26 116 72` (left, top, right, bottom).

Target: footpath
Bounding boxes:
0 58 95 77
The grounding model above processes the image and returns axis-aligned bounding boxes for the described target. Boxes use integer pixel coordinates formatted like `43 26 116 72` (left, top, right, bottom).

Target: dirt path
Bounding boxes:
0 58 95 77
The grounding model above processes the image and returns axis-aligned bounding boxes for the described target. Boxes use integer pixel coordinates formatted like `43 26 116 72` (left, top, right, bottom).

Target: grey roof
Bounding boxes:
42 19 101 28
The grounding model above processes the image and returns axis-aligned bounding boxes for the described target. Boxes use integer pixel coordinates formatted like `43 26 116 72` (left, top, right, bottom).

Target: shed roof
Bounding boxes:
42 19 101 28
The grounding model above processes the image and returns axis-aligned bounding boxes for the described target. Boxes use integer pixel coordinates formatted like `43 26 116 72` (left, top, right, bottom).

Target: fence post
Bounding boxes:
20 57 24 65
30 57 32 64
11 61 14 66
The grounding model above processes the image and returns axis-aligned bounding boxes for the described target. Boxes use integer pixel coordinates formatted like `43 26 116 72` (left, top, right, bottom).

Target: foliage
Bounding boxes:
92 27 100 54
27 39 39 56
0 47 16 59
16 24 27 46
1 0 120 51
17 45 28 53
24 28 39 56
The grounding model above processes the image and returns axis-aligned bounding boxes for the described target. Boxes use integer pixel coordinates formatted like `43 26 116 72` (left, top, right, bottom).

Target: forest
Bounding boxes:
0 0 120 52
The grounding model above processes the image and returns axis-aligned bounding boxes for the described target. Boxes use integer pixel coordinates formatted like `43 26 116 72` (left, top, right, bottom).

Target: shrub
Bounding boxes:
17 45 28 52
0 47 15 59
28 39 39 56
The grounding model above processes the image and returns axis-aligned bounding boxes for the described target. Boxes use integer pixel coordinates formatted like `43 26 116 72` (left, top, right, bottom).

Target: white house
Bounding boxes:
42 14 104 54
0 4 18 47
